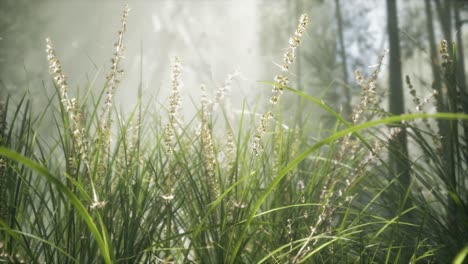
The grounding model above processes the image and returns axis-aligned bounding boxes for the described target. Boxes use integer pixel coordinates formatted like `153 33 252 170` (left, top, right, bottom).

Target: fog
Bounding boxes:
1 1 283 118
1 1 467 122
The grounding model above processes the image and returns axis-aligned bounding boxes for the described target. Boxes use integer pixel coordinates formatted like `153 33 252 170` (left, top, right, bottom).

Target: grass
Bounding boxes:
1 4 468 263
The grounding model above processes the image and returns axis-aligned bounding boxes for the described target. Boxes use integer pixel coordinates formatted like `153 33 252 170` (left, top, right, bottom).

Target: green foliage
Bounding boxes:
0 6 467 264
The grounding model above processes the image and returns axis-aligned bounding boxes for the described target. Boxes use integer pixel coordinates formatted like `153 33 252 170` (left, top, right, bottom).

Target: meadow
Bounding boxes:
1 4 467 263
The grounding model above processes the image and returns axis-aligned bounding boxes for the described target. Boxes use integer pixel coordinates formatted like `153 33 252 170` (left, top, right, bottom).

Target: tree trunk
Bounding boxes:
424 0 444 111
386 0 411 191
335 0 352 118
386 2 413 260
434 0 452 45
454 0 468 161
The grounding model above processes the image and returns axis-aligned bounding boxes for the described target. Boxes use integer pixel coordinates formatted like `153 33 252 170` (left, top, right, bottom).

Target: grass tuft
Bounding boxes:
0 5 467 264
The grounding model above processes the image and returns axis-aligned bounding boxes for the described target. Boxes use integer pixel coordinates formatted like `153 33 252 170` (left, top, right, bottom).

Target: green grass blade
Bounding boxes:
0 147 114 264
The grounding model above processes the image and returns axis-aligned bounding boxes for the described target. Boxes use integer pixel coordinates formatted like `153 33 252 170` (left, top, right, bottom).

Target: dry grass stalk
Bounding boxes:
405 75 441 149
164 57 182 156
46 38 105 208
224 129 236 183
43 4 132 209
46 38 91 173
334 50 389 163
252 14 309 156
95 4 130 190
160 57 183 201
200 84 220 198
351 49 388 124
214 70 239 117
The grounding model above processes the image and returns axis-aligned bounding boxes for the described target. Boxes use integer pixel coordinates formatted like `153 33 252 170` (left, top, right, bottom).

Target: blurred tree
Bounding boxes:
386 1 413 262
435 0 468 256
454 0 468 146
424 0 443 112
335 0 352 119
386 0 411 198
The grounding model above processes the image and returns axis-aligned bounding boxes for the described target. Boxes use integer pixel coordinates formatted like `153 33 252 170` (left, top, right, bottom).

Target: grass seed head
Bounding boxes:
253 14 309 155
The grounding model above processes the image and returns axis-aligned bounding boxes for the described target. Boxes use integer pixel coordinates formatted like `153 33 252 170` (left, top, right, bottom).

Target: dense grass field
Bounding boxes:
1 5 468 263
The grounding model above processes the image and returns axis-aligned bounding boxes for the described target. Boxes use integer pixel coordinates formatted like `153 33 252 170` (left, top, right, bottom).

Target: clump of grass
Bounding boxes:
286 49 409 263
1 5 468 264
400 39 468 262
44 2 129 209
